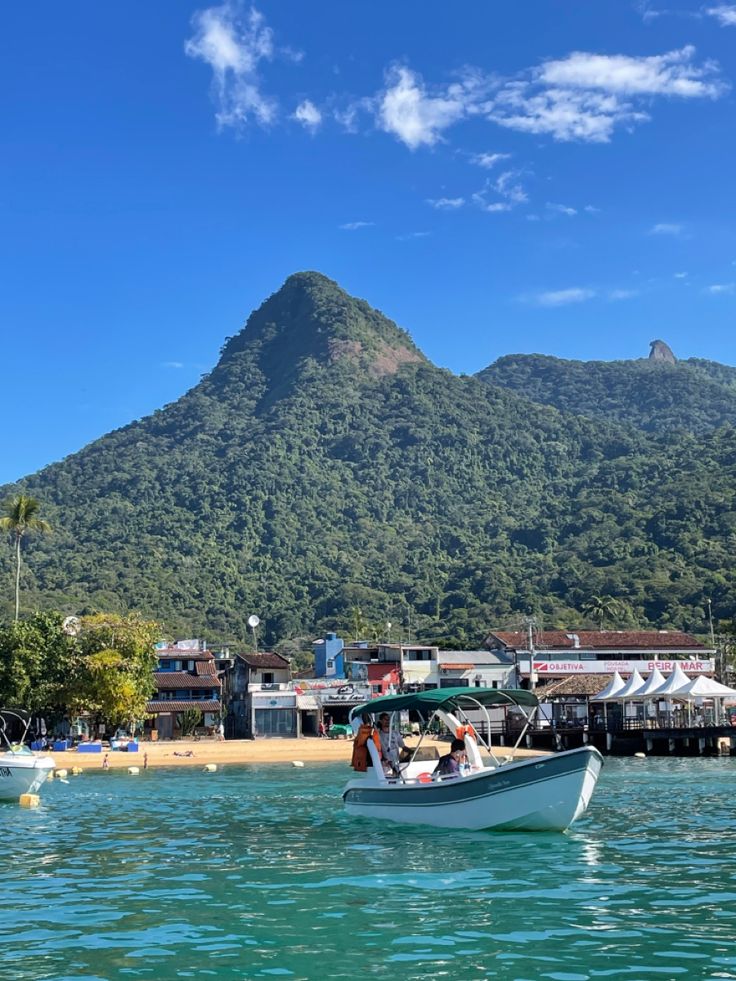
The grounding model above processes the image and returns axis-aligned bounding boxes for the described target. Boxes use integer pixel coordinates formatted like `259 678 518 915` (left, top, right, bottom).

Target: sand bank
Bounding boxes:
49 738 546 770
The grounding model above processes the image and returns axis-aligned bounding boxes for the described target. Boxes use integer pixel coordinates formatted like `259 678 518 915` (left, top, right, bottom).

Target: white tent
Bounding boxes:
615 669 646 699
615 669 647 723
677 675 736 698
592 671 626 701
651 662 691 696
634 667 667 698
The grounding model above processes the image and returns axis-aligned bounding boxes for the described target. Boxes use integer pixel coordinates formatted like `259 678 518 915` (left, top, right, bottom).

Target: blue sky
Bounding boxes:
2 0 735 483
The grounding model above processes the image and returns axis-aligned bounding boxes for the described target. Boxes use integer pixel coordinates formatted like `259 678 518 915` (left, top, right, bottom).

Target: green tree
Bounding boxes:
581 595 623 629
0 611 77 713
0 495 52 620
179 707 202 737
69 613 159 731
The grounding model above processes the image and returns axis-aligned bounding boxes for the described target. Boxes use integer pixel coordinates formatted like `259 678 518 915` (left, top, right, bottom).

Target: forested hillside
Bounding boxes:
1 272 735 647
478 354 736 434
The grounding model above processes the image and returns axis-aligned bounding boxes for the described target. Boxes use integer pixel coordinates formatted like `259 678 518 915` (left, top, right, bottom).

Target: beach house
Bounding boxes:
145 640 222 739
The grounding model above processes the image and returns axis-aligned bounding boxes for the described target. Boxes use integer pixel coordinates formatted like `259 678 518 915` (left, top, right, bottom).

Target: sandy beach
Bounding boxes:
49 738 546 770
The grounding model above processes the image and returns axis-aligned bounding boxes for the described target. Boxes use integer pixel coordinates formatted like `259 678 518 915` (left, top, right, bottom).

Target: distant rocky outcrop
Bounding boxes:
649 339 676 364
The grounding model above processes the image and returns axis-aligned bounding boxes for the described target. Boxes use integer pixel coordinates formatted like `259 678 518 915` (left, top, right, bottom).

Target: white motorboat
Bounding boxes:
0 710 55 801
344 687 602 832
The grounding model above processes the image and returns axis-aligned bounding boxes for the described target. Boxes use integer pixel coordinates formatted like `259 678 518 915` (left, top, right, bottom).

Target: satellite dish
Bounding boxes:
62 616 81 636
248 615 260 629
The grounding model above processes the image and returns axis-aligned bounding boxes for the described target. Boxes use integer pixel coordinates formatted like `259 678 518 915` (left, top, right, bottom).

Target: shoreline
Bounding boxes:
48 738 547 770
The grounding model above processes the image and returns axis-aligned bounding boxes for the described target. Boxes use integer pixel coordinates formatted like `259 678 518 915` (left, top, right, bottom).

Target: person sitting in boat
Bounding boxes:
351 714 381 772
378 713 407 772
435 739 467 779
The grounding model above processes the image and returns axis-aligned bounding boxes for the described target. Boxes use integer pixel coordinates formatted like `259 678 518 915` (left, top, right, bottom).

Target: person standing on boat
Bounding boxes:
435 739 466 778
378 713 406 771
351 714 381 772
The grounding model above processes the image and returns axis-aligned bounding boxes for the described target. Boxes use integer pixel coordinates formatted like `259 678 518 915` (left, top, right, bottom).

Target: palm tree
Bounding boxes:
581 595 622 629
0 495 52 620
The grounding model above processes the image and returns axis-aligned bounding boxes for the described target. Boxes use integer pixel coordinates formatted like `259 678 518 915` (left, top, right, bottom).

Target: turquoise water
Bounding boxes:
1 758 735 980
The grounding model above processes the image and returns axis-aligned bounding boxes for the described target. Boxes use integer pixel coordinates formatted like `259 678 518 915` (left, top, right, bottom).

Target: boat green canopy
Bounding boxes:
349 686 538 719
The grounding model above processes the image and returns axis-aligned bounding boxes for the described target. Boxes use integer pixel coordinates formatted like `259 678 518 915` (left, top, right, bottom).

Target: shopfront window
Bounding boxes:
254 708 296 736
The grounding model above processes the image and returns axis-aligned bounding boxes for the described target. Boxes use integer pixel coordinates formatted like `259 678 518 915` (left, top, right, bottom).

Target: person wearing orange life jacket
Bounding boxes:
455 724 477 742
351 714 381 772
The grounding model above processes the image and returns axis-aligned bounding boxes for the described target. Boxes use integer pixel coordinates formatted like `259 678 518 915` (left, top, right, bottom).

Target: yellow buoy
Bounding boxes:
54 769 68 779
127 766 140 775
71 767 83 776
203 763 217 772
19 793 40 808
292 761 305 768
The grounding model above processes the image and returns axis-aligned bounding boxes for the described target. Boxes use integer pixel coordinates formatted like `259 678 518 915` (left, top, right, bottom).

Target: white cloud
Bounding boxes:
584 205 601 214
535 287 596 307
426 197 465 210
539 46 722 98
339 221 374 230
547 202 578 216
650 222 683 235
185 3 279 128
396 230 431 240
706 5 736 26
163 361 184 369
674 271 688 278
376 65 468 149
608 288 639 301
472 169 527 213
293 99 321 131
485 46 725 143
705 282 735 294
470 151 511 169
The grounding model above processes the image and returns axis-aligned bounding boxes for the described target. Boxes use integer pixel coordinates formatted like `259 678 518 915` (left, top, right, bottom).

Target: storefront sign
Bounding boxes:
523 658 714 676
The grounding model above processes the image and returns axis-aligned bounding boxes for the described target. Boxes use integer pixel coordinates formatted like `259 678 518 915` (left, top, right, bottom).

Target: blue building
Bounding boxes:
313 632 346 679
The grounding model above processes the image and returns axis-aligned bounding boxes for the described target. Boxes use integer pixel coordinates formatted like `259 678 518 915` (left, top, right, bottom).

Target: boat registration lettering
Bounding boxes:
0 767 11 778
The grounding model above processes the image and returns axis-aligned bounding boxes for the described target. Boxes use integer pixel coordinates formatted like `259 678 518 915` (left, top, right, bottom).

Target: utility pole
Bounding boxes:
524 616 537 693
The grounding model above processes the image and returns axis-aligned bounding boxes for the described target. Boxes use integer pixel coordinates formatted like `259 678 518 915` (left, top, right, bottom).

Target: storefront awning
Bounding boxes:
296 694 319 711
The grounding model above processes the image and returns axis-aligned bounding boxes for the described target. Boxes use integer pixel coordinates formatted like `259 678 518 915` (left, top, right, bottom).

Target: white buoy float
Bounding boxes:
127 766 140 775
54 769 68 779
292 761 305 768
203 763 217 772
634 752 646 759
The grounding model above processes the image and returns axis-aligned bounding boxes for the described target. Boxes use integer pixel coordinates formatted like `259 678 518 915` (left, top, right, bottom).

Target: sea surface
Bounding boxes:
0 757 735 980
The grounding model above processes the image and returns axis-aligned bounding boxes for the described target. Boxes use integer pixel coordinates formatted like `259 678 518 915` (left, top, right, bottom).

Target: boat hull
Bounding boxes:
343 746 602 832
0 755 55 801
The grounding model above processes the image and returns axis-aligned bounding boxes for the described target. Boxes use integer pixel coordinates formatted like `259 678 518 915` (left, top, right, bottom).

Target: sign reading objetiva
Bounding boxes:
522 659 715 676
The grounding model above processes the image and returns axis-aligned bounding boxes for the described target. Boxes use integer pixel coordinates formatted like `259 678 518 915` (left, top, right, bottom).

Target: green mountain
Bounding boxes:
477 353 736 434
2 272 735 647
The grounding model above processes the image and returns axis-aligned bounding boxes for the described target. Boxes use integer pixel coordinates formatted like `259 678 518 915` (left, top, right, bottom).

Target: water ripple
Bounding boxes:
0 758 735 978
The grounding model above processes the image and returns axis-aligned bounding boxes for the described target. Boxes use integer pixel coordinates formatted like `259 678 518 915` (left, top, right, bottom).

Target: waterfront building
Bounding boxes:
312 632 346 679
146 640 222 739
227 652 297 738
485 629 715 686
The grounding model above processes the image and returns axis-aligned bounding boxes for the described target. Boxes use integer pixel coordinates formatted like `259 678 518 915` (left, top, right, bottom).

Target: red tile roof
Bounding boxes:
146 700 222 713
157 648 215 660
154 672 222 690
238 653 291 669
194 661 218 676
489 630 708 651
